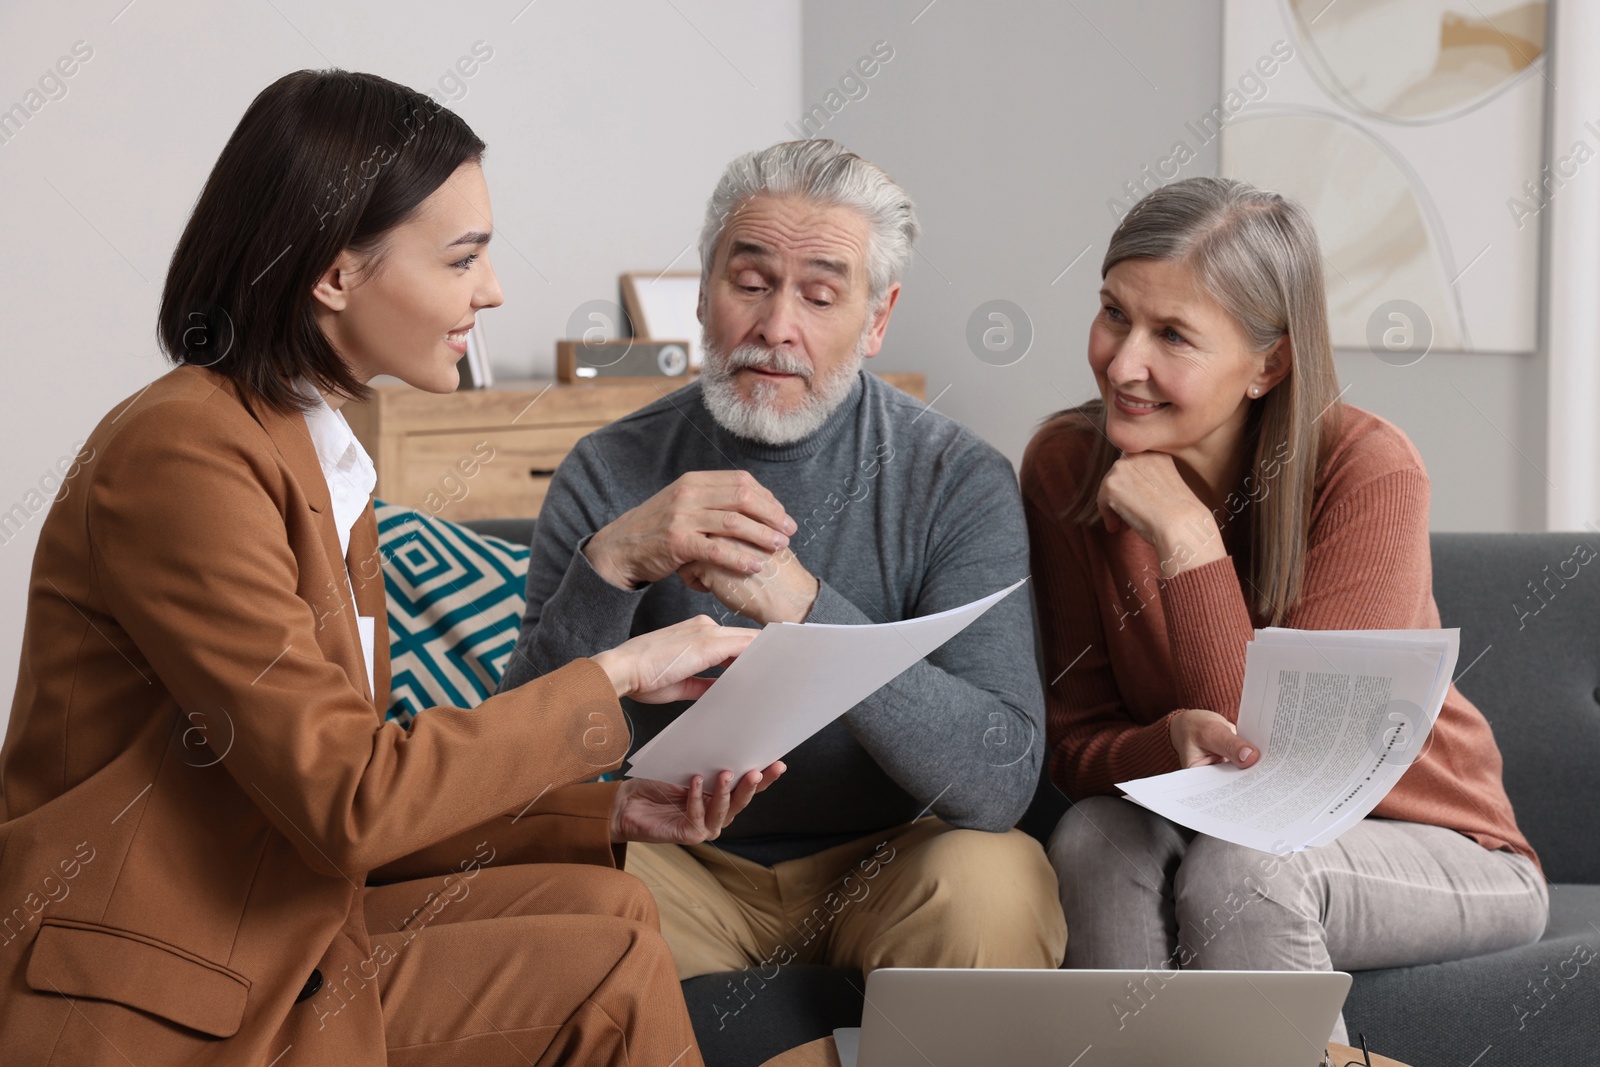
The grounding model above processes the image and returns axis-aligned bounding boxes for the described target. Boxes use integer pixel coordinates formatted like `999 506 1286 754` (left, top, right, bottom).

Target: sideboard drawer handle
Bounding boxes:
528 468 557 477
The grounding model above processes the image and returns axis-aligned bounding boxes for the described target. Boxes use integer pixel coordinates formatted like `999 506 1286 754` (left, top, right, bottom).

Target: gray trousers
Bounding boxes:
1048 797 1549 1044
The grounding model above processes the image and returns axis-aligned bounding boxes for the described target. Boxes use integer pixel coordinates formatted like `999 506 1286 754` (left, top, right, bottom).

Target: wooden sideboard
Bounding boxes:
344 373 926 521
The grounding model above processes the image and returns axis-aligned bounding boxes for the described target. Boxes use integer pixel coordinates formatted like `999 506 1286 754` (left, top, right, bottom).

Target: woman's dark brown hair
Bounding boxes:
158 69 486 414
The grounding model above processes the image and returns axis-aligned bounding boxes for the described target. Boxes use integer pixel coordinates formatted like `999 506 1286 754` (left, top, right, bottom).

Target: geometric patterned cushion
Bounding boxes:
374 500 530 727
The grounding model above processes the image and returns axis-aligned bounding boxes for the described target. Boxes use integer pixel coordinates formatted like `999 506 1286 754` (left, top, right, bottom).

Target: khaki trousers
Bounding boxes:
624 817 1067 984
361 863 701 1066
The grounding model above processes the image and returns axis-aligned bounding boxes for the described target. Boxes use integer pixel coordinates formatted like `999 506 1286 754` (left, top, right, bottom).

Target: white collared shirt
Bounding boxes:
298 380 378 697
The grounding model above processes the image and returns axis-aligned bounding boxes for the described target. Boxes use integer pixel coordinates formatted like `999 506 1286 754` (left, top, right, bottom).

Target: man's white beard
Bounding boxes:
699 328 867 446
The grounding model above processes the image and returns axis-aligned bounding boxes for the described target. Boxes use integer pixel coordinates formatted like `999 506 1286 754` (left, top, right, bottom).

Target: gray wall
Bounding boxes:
802 0 1547 533
0 0 1551 736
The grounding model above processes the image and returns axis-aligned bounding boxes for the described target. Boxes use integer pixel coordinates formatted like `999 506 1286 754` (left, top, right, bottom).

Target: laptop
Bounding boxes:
833 968 1351 1067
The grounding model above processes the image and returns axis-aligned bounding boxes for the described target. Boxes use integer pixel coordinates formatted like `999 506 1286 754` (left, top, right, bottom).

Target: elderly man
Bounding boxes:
500 139 1065 981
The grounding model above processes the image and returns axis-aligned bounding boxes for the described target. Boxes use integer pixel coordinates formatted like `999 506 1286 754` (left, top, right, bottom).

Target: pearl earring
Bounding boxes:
1251 387 1260 397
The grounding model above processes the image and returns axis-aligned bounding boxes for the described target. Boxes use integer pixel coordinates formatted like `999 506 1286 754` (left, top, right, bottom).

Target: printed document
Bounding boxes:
1117 627 1460 853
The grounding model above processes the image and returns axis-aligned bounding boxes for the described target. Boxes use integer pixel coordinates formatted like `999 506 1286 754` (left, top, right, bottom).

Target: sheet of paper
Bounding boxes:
1117 627 1459 853
625 579 1027 786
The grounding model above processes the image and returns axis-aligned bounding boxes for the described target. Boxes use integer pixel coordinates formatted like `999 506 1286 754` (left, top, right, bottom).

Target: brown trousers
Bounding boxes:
362 863 701 1066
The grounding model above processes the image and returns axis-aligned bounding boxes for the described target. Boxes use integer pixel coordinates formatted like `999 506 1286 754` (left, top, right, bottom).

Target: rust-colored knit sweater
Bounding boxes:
1021 403 1538 870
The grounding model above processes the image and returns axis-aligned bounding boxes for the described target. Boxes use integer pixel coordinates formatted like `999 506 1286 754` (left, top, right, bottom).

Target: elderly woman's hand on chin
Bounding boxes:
1096 451 1228 579
590 616 786 845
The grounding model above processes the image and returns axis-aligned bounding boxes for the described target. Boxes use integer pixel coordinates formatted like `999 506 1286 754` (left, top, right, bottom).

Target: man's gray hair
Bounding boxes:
698 139 919 307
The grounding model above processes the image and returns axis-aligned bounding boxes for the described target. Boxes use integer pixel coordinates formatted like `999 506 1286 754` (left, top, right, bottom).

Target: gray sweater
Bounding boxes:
498 372 1044 862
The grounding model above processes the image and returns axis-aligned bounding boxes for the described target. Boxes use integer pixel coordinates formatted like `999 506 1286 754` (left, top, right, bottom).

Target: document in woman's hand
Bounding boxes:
1117 627 1461 854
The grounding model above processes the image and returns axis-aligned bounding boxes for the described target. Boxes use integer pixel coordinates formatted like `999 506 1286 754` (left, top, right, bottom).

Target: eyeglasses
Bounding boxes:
1319 1033 1373 1067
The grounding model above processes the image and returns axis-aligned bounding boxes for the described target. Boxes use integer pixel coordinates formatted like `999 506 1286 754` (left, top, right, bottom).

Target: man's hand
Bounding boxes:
584 471 797 590
679 549 821 625
610 762 786 843
1168 708 1259 769
1097 452 1225 578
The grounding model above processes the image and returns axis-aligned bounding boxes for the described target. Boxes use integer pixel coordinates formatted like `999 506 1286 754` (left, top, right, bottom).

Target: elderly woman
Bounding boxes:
0 69 780 1067
1023 176 1546 1043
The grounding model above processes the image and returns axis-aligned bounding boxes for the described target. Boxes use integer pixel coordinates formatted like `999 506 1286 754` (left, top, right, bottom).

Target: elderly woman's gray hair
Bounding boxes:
697 139 919 308
1062 175 1343 627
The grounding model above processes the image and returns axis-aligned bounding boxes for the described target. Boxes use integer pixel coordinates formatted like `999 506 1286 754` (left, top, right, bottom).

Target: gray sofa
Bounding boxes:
466 521 1600 1067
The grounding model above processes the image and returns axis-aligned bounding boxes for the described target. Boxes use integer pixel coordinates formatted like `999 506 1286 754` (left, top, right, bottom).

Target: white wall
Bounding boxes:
803 0 1548 534
1545 0 1600 530
0 0 1556 737
0 0 800 731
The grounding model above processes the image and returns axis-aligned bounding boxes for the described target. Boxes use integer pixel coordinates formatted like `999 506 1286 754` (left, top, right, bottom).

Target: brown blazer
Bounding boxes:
0 365 632 1066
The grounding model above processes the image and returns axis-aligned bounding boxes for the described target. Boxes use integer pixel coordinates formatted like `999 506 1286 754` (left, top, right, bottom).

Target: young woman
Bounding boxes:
1023 177 1545 1043
0 70 781 1067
